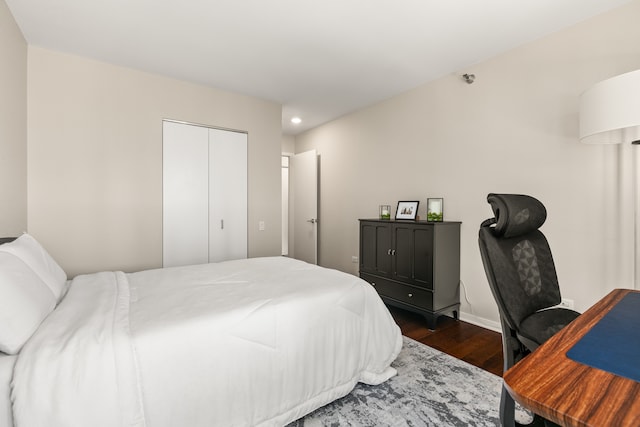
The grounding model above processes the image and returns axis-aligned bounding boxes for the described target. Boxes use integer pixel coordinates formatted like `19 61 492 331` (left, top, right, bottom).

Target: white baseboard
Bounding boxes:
458 311 502 334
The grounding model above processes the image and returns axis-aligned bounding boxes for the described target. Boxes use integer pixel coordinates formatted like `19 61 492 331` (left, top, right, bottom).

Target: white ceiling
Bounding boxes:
6 0 632 135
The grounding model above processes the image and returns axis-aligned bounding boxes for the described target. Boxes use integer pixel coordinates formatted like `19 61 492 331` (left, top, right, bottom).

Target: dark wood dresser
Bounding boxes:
359 219 461 330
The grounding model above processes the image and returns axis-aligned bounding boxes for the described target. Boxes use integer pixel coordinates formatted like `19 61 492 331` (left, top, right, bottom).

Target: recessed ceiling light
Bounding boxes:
291 117 302 124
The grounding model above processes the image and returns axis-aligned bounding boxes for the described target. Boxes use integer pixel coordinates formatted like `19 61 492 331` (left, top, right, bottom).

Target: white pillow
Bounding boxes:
0 252 56 354
0 233 67 301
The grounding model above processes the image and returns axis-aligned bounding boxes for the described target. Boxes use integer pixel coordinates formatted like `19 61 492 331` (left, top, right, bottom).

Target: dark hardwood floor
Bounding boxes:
388 306 504 377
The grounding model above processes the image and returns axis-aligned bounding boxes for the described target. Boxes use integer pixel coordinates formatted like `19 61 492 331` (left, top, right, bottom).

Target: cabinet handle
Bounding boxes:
391 249 396 256
408 293 413 298
221 219 224 230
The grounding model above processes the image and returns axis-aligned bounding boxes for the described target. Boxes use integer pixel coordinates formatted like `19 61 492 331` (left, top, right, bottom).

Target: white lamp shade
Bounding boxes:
579 69 640 144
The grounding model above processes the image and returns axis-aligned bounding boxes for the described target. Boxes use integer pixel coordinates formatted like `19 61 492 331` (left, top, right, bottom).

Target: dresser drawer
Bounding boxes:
361 273 433 311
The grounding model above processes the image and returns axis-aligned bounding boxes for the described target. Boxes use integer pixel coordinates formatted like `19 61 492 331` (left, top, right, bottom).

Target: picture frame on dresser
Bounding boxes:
395 201 419 220
427 198 444 222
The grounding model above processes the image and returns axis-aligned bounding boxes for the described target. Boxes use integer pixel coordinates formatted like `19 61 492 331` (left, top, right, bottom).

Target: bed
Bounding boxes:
0 234 402 427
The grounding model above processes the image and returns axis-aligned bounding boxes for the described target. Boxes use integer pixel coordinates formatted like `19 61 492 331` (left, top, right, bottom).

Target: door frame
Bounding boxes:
282 150 319 264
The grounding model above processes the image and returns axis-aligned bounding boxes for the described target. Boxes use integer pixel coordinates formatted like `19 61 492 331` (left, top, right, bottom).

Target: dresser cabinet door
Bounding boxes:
360 222 392 276
392 223 433 289
412 226 434 289
392 224 414 282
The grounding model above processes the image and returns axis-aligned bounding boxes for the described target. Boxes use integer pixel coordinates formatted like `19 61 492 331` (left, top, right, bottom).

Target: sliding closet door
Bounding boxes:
163 121 248 267
209 128 247 262
162 121 209 267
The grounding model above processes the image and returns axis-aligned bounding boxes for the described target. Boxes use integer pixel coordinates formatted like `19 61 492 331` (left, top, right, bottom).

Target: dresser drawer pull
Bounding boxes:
408 293 413 298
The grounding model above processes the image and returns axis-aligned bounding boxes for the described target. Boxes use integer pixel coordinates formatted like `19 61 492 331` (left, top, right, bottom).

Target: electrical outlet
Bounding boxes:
352 256 359 263
560 298 574 309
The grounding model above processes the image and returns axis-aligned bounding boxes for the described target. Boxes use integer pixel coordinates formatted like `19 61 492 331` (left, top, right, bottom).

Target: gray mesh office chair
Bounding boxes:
478 193 580 427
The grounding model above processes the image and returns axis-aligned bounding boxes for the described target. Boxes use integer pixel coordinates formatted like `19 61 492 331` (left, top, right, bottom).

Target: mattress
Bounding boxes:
10 256 402 426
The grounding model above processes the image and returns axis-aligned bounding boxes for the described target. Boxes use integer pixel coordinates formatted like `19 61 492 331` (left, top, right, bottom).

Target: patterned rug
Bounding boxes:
289 336 511 427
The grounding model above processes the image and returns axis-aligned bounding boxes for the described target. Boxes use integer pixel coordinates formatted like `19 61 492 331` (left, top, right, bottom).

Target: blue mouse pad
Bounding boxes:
566 292 640 383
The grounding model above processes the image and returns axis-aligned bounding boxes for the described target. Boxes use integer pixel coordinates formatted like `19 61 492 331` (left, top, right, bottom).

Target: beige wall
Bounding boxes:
296 1 640 329
27 47 282 277
0 0 27 236
282 134 295 154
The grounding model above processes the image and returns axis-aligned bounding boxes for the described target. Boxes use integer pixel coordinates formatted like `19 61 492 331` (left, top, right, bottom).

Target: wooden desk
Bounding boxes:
503 288 640 427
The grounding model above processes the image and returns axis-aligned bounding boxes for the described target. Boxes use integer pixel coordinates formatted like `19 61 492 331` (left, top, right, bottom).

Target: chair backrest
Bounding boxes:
478 193 561 330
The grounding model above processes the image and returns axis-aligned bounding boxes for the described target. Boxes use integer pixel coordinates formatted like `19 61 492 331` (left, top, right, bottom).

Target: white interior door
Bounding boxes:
291 150 318 264
162 121 209 267
209 128 247 262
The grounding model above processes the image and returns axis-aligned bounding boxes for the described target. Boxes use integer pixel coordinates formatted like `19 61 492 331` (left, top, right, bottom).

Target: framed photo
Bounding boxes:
427 198 444 222
379 205 391 220
395 201 419 220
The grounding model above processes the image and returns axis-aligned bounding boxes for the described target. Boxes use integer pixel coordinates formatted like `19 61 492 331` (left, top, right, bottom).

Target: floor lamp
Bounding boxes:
579 69 640 289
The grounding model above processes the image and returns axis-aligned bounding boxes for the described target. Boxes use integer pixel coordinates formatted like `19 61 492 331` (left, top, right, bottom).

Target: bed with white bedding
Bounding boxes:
0 234 402 427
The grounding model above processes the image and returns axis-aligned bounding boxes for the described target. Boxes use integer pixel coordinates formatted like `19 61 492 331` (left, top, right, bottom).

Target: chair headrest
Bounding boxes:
485 193 547 238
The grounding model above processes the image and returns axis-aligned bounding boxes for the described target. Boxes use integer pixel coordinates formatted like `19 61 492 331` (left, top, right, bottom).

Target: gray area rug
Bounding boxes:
289 336 510 427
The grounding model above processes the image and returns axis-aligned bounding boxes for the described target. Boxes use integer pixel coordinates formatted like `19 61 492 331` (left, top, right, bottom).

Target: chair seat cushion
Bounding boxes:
519 308 581 347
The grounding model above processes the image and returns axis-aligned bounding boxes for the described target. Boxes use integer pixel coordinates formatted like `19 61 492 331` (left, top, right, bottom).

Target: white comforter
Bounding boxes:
11 257 402 427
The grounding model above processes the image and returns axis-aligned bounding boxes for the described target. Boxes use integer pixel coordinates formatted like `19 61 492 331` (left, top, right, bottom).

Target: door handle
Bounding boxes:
307 218 318 224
